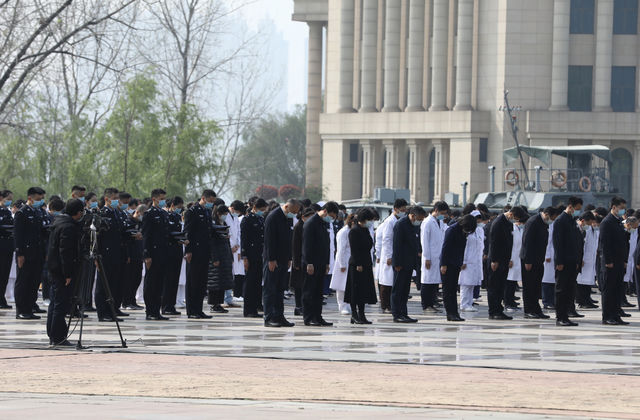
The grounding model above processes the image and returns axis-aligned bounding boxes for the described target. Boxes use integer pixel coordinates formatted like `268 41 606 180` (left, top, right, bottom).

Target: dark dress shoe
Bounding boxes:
304 320 322 326
162 310 181 316
145 315 169 321
280 318 295 327
447 315 465 322
621 301 636 308
317 318 333 326
556 319 578 326
538 312 551 319
489 313 513 320
211 305 228 313
16 313 40 320
294 307 302 316
360 315 372 324
198 313 213 319
50 339 74 347
264 320 282 327
619 311 632 318
616 318 630 325
567 311 585 318
393 316 418 323
351 316 364 324
0 304 12 309
188 314 203 319
99 316 123 322
578 303 599 309
33 307 47 314
543 304 555 310
244 313 262 318
524 313 542 319
602 319 624 325
115 310 130 317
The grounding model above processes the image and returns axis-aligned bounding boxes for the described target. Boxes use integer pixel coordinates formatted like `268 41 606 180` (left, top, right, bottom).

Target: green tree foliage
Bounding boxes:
233 105 306 199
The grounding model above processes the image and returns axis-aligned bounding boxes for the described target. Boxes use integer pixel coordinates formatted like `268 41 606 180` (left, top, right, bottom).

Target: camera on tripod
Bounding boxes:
81 212 109 234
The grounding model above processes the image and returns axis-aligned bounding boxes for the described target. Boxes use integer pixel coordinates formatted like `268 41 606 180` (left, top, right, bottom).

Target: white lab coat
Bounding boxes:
374 223 384 280
507 225 523 281
420 215 444 285
328 223 336 274
379 215 398 286
226 213 245 276
577 227 598 286
542 222 555 284
330 225 351 291
624 229 638 283
458 225 484 286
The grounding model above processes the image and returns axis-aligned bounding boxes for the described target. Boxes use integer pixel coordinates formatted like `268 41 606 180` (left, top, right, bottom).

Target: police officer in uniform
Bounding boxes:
0 190 14 309
241 198 268 317
162 196 185 315
184 189 216 319
14 187 46 319
142 188 171 320
96 188 127 322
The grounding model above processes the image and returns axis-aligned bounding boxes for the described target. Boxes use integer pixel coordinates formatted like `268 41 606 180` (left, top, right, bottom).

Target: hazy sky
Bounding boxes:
241 0 308 111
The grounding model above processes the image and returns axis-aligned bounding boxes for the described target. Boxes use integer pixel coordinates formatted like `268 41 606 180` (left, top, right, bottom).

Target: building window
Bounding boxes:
479 138 488 162
568 65 593 111
570 0 595 34
614 0 638 34
611 66 636 112
349 143 359 162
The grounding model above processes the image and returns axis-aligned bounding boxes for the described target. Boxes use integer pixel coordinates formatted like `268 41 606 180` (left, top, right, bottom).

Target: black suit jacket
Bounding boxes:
552 211 581 265
13 204 44 259
489 213 513 265
599 213 628 268
47 214 80 279
302 213 330 266
520 213 549 265
184 203 212 257
142 206 170 259
391 216 420 271
263 206 292 265
440 222 467 269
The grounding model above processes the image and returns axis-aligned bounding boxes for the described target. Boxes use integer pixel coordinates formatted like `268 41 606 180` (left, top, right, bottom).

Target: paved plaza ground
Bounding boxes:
1 291 639 419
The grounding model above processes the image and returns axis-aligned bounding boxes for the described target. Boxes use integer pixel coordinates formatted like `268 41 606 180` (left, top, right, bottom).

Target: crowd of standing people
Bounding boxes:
0 186 638 347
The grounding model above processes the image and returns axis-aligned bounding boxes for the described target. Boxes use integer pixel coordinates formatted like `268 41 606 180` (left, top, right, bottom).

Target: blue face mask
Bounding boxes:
3 200 11 207
322 215 334 223
32 199 44 209
110 199 119 208
204 202 214 209
126 208 135 215
365 220 374 228
90 202 98 209
436 214 445 221
618 208 626 216
53 211 61 216
78 197 85 203
573 209 582 217
174 208 183 215
158 199 167 208
120 203 128 211
255 210 265 217
286 212 295 219
412 219 422 227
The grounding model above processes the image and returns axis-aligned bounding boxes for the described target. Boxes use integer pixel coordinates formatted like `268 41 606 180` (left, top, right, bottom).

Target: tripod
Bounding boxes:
66 218 127 350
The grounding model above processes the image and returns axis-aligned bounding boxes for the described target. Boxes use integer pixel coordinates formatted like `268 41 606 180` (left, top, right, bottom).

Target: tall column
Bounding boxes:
633 143 640 207
594 0 614 112
360 0 378 112
406 140 428 202
306 22 324 188
432 139 450 201
382 0 401 112
406 0 426 111
454 0 473 110
549 0 570 111
429 0 449 111
360 140 382 198
338 1 355 113
383 140 407 188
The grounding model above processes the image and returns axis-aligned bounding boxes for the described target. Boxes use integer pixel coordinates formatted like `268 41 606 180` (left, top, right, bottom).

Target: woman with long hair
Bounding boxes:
345 208 377 324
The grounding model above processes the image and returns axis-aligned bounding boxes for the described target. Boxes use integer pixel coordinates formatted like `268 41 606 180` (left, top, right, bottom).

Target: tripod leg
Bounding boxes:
95 254 127 348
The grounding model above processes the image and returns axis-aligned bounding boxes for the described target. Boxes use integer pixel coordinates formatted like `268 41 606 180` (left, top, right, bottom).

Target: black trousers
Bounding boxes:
41 261 51 301
391 267 412 318
487 264 508 316
442 266 461 317
302 264 325 323
294 287 302 309
46 274 72 344
521 261 543 315
555 263 578 321
14 255 44 315
144 256 166 317
234 274 245 298
95 256 121 319
602 265 624 321
634 267 640 309
420 283 438 309
504 280 517 307
185 255 208 316
262 262 288 322
379 284 392 310
161 246 183 311
122 259 143 307
0 245 13 305
576 284 592 306
207 289 225 305
243 257 262 316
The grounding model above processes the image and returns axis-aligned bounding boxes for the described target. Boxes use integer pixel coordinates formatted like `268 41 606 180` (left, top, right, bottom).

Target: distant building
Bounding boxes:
293 0 640 206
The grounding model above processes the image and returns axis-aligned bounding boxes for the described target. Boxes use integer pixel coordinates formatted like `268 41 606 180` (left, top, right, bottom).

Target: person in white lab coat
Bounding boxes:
623 216 639 308
330 215 353 315
459 211 487 312
542 213 558 309
505 218 525 310
378 199 408 313
576 212 598 308
420 201 449 313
